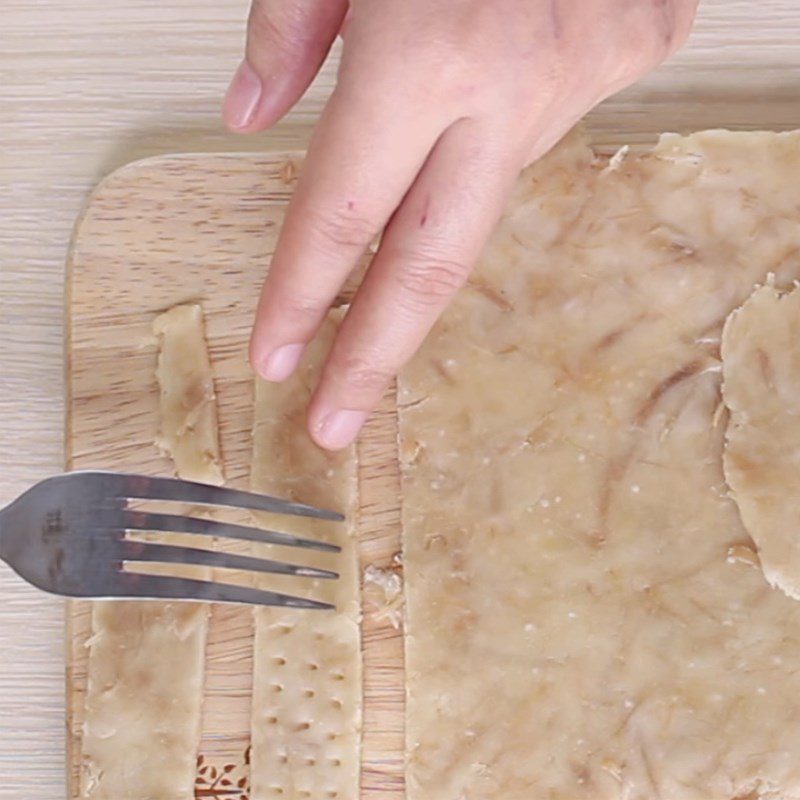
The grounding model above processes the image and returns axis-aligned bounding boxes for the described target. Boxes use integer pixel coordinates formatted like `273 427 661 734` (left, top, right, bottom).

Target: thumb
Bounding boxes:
223 0 347 133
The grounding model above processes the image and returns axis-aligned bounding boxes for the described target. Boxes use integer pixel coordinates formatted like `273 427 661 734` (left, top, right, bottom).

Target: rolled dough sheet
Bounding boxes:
250 310 361 800
81 303 221 799
722 282 800 600
399 131 800 800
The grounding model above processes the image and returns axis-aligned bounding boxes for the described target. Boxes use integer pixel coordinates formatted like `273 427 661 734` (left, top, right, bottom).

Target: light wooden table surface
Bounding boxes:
1 2 798 797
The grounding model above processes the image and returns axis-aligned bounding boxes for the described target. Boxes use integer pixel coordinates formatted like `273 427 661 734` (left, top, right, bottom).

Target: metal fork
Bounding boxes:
0 471 343 610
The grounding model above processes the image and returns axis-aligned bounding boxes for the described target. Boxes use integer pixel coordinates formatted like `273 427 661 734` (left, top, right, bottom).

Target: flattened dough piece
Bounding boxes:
81 303 221 799
399 131 800 800
723 282 800 599
153 303 224 483
250 310 360 800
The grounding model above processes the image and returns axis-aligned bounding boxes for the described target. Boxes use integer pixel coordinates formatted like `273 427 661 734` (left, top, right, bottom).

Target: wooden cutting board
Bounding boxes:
64 152 403 799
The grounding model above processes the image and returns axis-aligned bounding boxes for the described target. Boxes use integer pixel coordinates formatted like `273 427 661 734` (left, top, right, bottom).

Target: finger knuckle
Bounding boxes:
396 254 471 309
339 355 392 394
280 291 320 321
248 1 310 62
308 204 377 251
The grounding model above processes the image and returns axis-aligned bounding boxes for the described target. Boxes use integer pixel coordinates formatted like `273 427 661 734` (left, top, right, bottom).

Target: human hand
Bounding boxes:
223 0 698 449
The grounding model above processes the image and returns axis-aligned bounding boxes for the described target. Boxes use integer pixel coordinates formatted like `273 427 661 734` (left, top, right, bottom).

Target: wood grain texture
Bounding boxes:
65 152 403 799
2 2 800 797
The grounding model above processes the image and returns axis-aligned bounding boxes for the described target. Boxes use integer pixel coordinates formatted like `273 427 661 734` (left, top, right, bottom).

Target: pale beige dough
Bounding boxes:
81 303 221 799
722 282 800 600
152 303 224 484
399 131 800 800
250 310 361 800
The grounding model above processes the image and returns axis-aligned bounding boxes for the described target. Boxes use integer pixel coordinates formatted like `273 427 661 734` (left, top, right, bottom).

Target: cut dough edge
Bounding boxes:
722 279 800 600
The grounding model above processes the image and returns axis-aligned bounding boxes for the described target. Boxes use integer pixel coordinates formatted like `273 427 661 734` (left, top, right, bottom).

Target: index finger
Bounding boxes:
249 79 447 382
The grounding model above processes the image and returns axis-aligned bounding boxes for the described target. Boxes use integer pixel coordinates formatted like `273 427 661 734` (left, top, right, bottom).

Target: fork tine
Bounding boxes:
113 473 344 521
122 541 338 579
114 572 334 609
117 510 341 553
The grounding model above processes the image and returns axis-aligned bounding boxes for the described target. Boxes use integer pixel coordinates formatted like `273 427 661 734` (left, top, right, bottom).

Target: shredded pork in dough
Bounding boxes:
399 130 800 800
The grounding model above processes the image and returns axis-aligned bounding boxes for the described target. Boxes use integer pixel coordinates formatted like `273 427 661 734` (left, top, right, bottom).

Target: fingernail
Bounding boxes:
312 409 368 450
258 343 305 382
223 60 262 130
